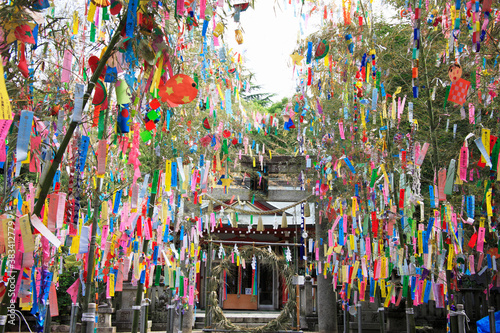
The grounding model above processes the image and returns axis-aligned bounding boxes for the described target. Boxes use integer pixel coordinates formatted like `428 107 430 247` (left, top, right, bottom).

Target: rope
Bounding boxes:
204 193 314 215
450 309 470 330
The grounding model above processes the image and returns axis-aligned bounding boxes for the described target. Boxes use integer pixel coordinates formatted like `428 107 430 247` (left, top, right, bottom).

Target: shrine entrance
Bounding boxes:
258 263 277 310
221 261 278 310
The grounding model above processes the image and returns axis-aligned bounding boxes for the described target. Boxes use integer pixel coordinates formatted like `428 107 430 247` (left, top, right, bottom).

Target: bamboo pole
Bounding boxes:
81 186 102 333
132 126 160 333
0 16 128 333
487 270 496 333
32 14 127 219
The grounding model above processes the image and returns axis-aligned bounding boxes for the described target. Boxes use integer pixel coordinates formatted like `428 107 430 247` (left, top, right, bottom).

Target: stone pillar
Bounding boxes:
116 283 138 332
304 276 313 316
97 305 116 333
300 275 313 330
181 304 193 333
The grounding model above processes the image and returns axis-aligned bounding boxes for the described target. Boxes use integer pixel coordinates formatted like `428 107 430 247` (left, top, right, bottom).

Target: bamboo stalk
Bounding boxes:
33 12 127 218
80 186 102 333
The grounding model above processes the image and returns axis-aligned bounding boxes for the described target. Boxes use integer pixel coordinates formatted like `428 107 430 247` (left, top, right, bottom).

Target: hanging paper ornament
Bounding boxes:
14 25 35 44
448 81 470 106
91 0 110 7
285 247 292 263
314 39 329 60
281 211 287 228
17 43 29 78
200 134 212 147
92 80 108 106
213 22 224 37
222 129 231 138
158 74 198 105
234 1 250 11
88 55 107 79
320 184 328 195
110 0 122 15
218 243 225 259
235 29 243 45
117 104 130 133
231 212 237 228
345 34 354 54
284 117 295 130
202 117 211 130
304 203 310 217
322 133 334 146
448 63 463 84
257 216 264 232
104 66 118 83
290 52 304 66
32 0 50 9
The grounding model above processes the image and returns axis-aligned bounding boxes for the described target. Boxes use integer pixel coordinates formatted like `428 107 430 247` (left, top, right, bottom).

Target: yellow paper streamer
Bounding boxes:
0 61 12 120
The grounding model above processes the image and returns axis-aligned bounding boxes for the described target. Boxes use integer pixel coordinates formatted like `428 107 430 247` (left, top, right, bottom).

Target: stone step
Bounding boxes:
195 312 281 323
347 322 382 332
197 322 285 329
196 317 283 324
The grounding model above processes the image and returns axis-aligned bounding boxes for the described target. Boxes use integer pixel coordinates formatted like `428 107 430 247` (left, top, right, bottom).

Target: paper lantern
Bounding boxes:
158 74 198 105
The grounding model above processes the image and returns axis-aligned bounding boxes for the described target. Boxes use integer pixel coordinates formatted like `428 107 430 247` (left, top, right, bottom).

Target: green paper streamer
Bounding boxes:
491 141 500 171
90 22 96 42
155 266 161 286
363 215 368 236
0 258 6 276
102 6 109 20
97 108 105 139
151 170 159 194
370 168 378 188
443 86 450 110
403 275 409 297
222 139 228 154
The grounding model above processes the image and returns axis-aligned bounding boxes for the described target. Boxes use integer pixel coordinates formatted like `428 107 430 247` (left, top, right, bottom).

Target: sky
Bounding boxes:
225 0 315 102
224 0 395 103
